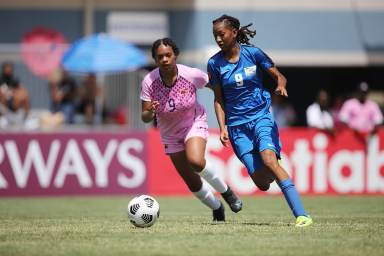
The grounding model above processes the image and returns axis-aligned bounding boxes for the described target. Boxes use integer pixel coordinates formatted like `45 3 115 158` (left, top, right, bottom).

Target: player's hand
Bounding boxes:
220 129 230 147
150 101 160 113
275 86 288 97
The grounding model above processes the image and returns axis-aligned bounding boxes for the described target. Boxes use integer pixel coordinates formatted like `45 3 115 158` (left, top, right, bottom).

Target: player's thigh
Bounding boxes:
254 113 281 158
239 151 261 175
169 151 202 191
227 124 254 160
185 136 207 169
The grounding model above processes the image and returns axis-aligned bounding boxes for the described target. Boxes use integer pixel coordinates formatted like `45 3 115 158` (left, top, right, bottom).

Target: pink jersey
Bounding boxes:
140 64 209 144
339 98 383 133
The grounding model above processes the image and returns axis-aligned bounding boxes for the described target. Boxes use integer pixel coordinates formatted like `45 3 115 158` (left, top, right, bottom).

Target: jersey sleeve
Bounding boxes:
140 76 152 102
207 58 221 86
371 102 384 125
254 47 275 70
189 67 209 89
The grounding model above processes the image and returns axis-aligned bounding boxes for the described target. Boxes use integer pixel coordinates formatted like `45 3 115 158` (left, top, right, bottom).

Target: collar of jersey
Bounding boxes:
159 65 179 88
221 43 242 64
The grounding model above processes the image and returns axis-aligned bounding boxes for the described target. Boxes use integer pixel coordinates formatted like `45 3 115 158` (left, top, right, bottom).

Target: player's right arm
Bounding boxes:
207 58 229 146
212 84 229 147
141 100 159 123
140 74 160 123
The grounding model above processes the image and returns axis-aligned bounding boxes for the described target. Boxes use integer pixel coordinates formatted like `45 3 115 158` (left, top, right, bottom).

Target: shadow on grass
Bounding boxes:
205 221 290 226
239 222 272 226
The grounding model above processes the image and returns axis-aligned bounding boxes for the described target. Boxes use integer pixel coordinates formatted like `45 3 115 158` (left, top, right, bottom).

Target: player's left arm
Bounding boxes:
190 67 210 89
267 66 288 97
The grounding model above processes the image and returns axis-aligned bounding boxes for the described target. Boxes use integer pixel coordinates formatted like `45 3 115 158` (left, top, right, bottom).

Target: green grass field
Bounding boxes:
0 196 383 256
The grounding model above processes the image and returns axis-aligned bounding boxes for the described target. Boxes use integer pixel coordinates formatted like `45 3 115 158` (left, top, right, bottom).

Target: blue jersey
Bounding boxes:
207 44 274 126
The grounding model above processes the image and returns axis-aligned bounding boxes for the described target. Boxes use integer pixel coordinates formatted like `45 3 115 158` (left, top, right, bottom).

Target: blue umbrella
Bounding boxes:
62 33 148 73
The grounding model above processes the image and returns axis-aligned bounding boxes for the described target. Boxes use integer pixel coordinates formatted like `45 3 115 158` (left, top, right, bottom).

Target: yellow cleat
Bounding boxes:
295 215 313 227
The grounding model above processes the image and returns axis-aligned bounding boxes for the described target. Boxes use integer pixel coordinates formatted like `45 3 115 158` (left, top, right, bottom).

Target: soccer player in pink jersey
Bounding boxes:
140 38 242 222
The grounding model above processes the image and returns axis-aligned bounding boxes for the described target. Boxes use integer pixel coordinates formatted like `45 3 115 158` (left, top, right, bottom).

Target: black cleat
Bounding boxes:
221 187 243 213
212 201 225 222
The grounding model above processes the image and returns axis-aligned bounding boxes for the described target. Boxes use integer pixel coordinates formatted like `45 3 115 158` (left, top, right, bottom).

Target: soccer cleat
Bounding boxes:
212 202 225 222
221 187 243 213
295 215 313 227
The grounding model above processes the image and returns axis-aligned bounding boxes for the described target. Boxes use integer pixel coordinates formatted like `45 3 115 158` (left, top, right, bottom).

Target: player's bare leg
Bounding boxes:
169 150 203 192
169 151 224 221
184 137 207 172
185 137 242 212
251 166 276 191
259 149 289 182
259 149 312 227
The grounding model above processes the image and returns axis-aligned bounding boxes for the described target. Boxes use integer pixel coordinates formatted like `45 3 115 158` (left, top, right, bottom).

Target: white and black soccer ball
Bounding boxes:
127 195 160 228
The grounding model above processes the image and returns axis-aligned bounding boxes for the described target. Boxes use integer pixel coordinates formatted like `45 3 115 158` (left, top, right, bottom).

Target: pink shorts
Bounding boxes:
164 120 208 154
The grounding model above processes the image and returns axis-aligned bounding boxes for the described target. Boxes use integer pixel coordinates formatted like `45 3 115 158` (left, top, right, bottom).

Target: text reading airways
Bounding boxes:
0 133 383 194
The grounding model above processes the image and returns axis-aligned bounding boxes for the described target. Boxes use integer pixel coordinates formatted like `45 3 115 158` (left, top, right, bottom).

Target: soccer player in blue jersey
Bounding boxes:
207 14 313 227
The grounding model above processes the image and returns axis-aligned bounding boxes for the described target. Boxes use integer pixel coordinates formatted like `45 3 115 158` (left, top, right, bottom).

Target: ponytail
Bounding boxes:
213 14 256 45
238 23 256 45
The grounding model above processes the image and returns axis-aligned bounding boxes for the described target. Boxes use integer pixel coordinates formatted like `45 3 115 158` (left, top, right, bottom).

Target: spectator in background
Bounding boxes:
0 62 30 127
49 69 77 124
77 73 108 125
271 93 296 128
306 89 334 135
330 95 345 131
339 81 383 139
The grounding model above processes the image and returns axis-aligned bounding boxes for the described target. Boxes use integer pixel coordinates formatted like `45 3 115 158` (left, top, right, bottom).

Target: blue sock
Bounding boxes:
278 178 307 218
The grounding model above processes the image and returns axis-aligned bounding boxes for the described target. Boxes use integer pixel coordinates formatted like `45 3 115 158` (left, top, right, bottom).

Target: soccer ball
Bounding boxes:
127 195 160 228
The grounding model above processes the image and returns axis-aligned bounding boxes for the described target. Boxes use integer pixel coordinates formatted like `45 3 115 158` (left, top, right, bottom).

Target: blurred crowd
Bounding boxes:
0 61 383 134
272 81 384 141
0 61 120 129
0 62 31 128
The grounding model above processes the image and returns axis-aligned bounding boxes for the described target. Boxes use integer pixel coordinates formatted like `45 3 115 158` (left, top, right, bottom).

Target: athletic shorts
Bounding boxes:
164 119 208 154
227 112 281 175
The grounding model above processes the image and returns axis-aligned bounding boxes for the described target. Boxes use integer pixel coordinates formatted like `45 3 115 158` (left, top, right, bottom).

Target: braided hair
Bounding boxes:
213 14 256 45
151 38 180 59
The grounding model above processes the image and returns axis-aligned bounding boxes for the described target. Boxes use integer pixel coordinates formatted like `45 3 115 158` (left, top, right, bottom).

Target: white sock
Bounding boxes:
193 182 221 210
198 163 228 193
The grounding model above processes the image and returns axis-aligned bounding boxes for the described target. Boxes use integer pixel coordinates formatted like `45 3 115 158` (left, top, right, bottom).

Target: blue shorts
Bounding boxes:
227 112 281 175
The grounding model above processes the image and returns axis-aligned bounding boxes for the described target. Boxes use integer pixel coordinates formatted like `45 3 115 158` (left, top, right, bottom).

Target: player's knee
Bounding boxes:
262 156 279 171
186 156 205 172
